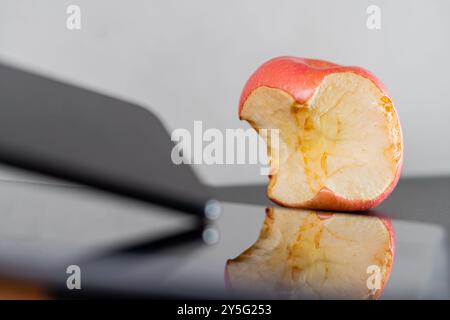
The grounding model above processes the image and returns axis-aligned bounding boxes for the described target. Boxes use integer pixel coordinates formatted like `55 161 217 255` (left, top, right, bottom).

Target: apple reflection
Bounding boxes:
226 208 395 299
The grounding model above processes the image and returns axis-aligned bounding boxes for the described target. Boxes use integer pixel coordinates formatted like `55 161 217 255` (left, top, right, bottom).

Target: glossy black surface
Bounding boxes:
212 176 450 229
0 175 448 299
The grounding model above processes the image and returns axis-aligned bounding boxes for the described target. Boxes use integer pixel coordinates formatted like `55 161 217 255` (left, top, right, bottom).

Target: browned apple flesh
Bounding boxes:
240 73 402 207
226 208 394 299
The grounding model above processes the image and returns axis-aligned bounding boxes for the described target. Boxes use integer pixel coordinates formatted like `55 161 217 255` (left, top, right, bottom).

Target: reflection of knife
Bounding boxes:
0 62 220 218
52 223 213 299
0 223 211 299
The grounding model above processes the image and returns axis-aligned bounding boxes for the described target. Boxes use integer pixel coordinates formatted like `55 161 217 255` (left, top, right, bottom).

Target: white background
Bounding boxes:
0 0 449 186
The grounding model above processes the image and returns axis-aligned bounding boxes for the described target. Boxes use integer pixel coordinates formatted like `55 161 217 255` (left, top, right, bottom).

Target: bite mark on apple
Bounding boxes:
239 58 403 211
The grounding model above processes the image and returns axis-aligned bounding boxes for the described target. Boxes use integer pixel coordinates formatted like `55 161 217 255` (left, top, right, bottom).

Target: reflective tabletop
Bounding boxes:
0 167 448 299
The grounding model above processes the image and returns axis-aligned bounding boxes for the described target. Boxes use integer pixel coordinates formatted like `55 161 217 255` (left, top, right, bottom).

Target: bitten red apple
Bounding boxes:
225 208 395 299
239 57 403 211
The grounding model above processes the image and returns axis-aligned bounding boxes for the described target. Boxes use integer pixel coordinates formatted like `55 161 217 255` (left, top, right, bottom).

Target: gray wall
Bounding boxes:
0 0 449 185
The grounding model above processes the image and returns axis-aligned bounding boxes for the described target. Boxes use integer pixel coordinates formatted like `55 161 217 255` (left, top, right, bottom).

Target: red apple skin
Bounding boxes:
239 56 403 211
